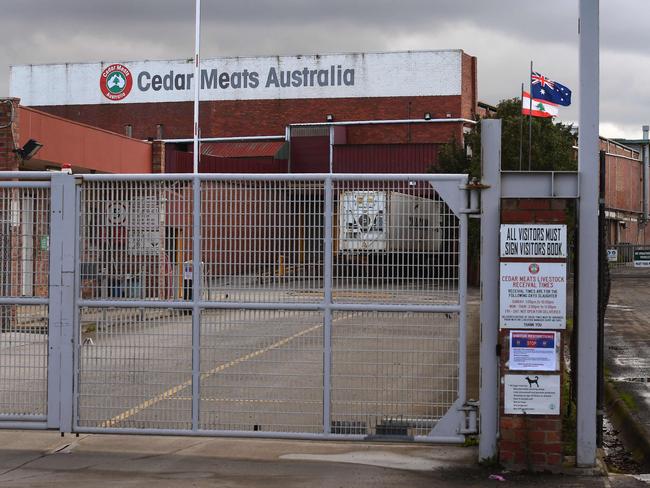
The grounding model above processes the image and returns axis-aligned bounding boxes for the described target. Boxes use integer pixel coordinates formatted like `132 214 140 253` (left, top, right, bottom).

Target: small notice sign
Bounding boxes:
607 249 618 262
634 249 650 268
509 331 559 371
504 374 561 415
500 262 566 329
500 224 567 258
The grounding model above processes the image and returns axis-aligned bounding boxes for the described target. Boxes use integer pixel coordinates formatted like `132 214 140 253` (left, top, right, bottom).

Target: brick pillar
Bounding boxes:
499 198 569 470
152 140 165 174
0 98 20 171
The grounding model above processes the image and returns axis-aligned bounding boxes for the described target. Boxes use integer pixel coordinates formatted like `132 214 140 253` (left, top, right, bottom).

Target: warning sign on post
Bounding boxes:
504 374 561 415
509 331 559 371
500 224 567 258
500 262 566 329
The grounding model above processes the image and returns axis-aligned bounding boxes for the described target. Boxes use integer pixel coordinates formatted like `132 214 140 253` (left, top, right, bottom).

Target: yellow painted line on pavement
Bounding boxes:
99 323 322 428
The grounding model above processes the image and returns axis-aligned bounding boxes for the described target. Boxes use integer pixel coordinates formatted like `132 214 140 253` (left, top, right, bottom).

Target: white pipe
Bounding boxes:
641 125 650 222
162 135 285 143
290 117 476 127
192 0 201 174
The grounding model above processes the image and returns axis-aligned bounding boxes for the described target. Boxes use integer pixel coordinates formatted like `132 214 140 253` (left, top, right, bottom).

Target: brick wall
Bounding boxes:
0 98 20 171
32 94 469 142
152 140 165 173
499 198 569 471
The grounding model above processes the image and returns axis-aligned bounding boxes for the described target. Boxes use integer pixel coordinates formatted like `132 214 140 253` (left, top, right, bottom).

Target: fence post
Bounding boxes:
323 176 333 434
478 119 501 461
47 173 76 432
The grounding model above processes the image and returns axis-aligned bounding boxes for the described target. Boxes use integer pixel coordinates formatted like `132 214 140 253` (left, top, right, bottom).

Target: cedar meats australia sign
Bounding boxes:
11 50 464 105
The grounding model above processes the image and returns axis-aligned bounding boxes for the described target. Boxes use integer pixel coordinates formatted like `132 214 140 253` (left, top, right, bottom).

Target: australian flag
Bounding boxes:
531 71 572 106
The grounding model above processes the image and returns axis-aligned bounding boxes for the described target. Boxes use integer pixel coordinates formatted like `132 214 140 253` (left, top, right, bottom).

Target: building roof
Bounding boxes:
200 141 285 158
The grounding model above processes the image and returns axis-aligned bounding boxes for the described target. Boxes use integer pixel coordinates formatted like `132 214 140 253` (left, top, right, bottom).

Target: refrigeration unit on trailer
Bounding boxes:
337 190 442 273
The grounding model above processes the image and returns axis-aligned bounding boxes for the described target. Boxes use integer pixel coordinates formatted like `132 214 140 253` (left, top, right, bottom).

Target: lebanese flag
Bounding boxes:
522 91 559 118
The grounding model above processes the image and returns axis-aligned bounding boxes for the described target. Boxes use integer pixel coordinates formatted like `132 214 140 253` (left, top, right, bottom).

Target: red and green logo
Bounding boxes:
528 263 540 274
100 64 133 101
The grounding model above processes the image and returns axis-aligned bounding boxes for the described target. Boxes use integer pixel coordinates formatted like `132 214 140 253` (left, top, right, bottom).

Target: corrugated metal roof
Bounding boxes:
200 141 285 158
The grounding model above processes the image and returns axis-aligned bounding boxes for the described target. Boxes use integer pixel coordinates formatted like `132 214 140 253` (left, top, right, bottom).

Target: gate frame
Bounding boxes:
1 171 478 442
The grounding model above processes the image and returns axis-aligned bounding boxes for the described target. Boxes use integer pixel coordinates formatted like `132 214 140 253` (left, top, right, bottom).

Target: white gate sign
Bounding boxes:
500 224 567 258
504 374 561 415
500 262 566 329
127 197 161 256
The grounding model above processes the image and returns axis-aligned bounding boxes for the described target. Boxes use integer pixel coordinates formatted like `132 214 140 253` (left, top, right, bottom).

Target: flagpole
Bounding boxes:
192 0 201 174
528 61 533 171
519 82 524 171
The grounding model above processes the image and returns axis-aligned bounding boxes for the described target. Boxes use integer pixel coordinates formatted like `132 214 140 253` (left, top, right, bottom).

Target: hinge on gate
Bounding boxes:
459 400 479 435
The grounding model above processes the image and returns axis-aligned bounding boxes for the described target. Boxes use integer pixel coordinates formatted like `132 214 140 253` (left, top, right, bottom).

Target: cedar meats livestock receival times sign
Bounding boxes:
499 224 568 330
10 50 463 105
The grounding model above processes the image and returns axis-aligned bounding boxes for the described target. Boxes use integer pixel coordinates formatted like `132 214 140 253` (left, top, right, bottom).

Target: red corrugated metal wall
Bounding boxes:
290 136 330 173
332 143 440 173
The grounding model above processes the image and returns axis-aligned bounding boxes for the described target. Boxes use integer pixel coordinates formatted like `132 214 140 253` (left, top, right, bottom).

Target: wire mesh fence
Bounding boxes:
20 173 468 440
0 187 50 298
0 184 50 420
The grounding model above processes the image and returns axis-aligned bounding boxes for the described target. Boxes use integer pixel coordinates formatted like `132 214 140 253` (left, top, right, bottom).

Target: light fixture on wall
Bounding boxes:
15 139 43 160
423 112 432 120
326 114 334 122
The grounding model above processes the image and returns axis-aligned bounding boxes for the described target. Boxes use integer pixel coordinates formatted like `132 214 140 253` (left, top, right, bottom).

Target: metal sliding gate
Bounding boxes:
1 172 476 442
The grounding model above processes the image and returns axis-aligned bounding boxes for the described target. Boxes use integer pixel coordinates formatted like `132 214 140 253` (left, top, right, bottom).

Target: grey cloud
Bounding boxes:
1 0 648 137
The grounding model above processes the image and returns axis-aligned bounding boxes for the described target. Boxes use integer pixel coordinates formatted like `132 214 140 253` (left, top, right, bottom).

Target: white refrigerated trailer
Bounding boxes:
337 190 443 275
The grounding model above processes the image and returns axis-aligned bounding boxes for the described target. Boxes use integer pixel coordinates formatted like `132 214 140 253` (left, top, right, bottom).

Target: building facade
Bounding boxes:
11 50 478 174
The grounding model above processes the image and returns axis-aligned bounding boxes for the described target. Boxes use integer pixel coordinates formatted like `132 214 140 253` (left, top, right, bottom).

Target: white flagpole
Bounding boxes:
528 61 533 170
193 0 201 174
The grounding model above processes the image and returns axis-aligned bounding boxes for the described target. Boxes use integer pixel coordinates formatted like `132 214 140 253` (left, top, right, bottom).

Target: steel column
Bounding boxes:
48 174 76 432
577 0 600 467
478 119 501 461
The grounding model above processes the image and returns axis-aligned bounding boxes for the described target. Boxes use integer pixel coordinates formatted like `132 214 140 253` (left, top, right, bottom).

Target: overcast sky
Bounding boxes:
1 0 648 139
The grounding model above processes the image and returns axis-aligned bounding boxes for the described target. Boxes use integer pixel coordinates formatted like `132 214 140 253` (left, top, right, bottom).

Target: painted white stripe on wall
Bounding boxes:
10 50 463 106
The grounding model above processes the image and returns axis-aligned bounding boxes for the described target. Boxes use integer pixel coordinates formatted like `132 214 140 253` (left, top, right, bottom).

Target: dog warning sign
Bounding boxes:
504 374 560 415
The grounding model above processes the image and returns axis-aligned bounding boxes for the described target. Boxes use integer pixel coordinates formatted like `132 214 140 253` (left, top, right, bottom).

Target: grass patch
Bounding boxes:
619 391 638 411
82 323 96 333
562 367 577 457
463 436 479 447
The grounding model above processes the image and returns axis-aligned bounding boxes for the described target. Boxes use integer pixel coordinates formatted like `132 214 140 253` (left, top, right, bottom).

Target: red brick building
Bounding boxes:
11 50 478 174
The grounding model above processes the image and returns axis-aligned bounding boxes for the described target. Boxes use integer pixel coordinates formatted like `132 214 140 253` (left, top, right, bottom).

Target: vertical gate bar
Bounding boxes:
191 175 202 431
457 210 468 406
56 174 76 433
322 176 333 434
72 182 82 430
47 176 62 429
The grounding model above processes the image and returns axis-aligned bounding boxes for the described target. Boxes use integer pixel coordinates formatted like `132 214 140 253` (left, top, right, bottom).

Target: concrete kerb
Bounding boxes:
605 379 650 471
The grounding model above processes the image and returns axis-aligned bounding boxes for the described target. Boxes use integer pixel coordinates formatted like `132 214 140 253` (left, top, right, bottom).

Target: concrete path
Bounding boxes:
0 431 647 487
605 276 650 440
